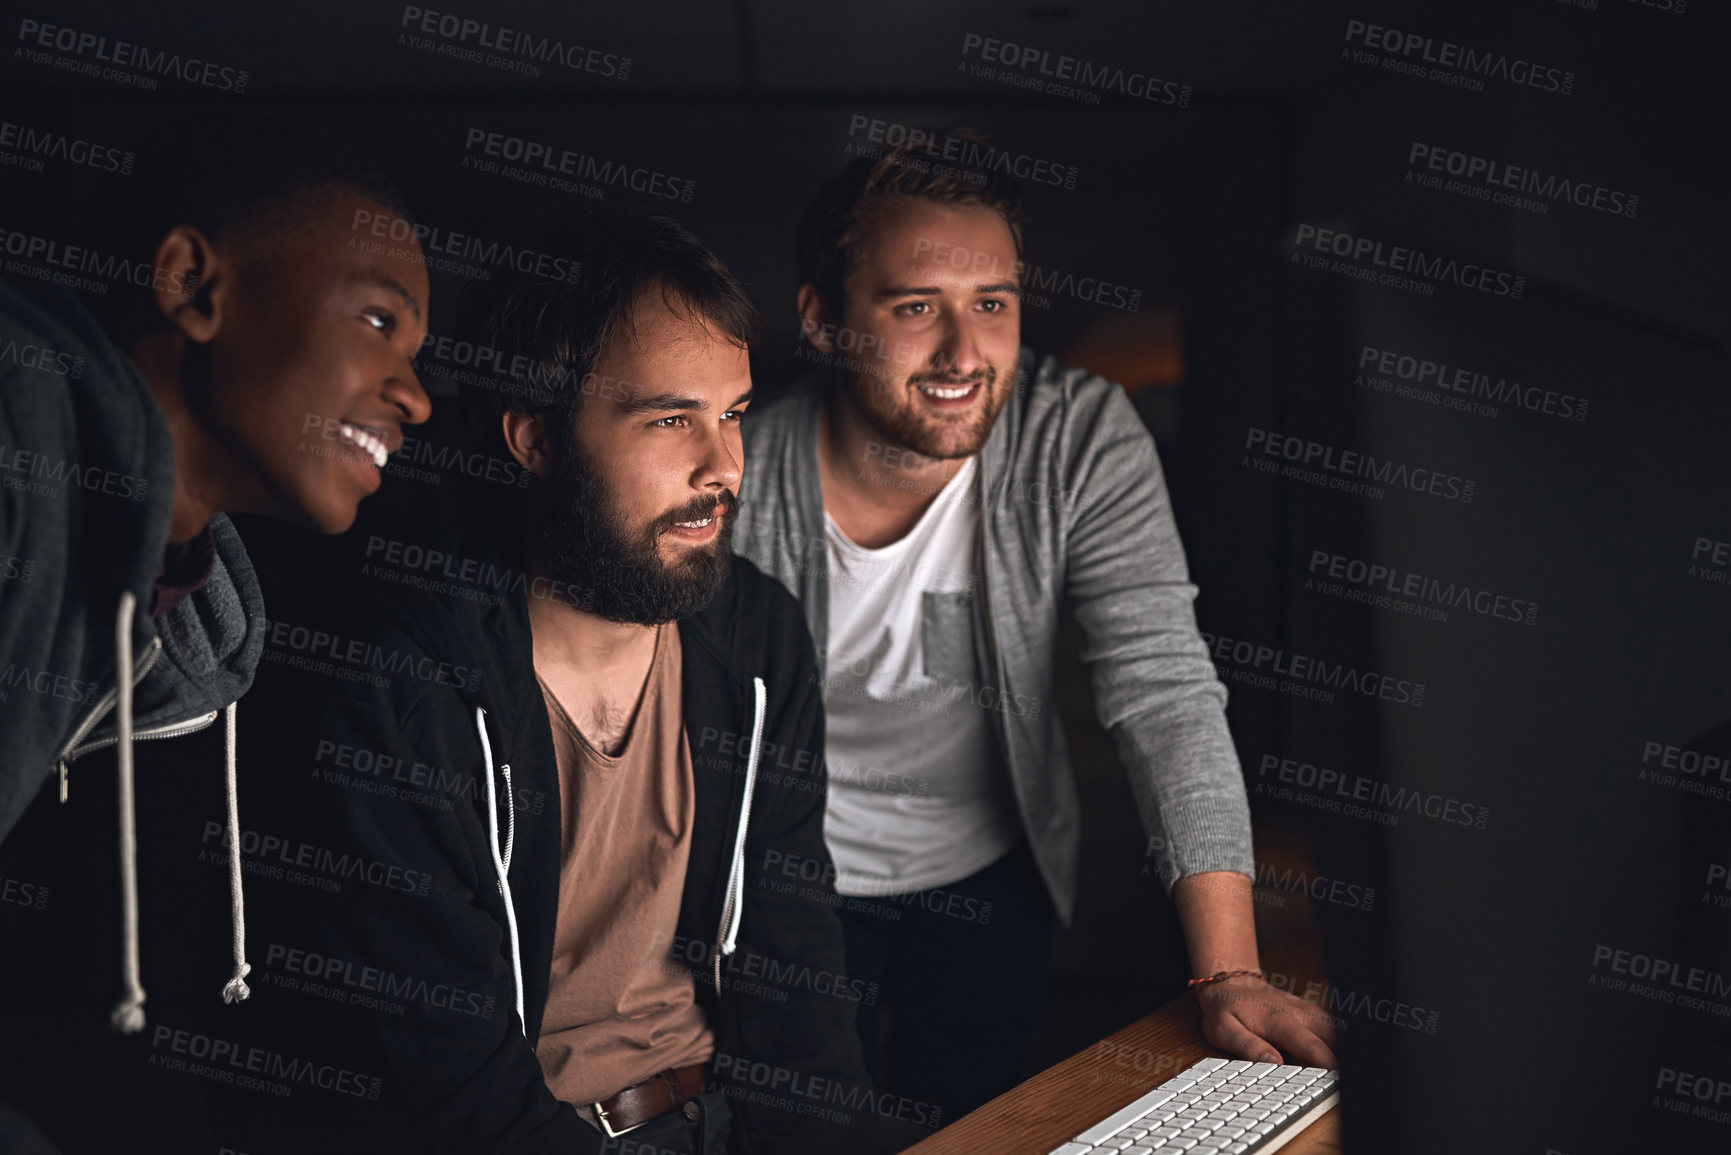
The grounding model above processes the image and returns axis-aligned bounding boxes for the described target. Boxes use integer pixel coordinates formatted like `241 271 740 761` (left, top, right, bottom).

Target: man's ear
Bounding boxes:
795 283 838 355
501 410 553 479
150 226 227 345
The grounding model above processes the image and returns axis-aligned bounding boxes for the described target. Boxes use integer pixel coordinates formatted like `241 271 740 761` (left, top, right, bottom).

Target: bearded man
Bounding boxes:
732 136 1338 1123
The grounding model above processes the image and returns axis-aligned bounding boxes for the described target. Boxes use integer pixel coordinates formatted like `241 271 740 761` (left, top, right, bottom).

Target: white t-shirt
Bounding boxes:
821 456 1023 896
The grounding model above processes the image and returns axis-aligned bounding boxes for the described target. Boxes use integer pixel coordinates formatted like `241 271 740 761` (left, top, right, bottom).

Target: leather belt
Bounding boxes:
593 1062 709 1138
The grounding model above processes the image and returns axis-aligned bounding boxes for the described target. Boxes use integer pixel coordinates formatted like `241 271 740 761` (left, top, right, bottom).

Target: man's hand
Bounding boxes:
1168 870 1339 1068
1196 975 1338 1068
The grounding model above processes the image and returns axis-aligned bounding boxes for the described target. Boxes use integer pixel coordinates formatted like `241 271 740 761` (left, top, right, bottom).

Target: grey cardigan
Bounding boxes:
733 348 1254 923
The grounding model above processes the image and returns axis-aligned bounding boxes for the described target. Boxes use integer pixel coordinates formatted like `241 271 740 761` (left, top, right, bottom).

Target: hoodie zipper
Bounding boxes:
499 761 516 873
63 709 222 762
52 636 184 802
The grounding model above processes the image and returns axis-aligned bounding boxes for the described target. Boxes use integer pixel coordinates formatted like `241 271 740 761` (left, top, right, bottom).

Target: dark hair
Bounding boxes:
795 126 1028 314
457 211 757 454
84 112 413 345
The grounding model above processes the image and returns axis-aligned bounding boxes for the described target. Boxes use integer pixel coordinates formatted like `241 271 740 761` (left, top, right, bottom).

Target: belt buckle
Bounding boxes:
593 1100 648 1139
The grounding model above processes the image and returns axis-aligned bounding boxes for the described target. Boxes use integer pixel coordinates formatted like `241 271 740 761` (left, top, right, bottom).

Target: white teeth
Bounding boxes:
919 384 974 400
675 517 714 529
337 422 389 469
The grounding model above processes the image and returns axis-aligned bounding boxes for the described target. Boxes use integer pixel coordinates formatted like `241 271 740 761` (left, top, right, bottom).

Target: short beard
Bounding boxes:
845 364 999 461
536 430 735 626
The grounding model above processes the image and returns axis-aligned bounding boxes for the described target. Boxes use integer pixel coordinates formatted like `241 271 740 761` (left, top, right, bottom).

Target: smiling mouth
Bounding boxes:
913 379 985 403
666 496 734 536
335 422 391 469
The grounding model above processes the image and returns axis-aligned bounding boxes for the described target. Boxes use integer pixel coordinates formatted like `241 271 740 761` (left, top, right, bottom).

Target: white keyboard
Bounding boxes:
1049 1057 1339 1155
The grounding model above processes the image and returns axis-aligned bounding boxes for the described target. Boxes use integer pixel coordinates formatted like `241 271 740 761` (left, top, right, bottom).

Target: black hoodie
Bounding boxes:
0 277 265 843
0 276 266 1153
59 510 914 1154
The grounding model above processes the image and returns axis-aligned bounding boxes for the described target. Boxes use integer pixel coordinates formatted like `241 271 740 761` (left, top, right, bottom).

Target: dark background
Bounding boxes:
4 0 1729 1149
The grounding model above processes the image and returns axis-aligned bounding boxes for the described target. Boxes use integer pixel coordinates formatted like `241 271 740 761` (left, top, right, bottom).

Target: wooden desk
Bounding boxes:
900 990 1341 1155
902 819 1342 1153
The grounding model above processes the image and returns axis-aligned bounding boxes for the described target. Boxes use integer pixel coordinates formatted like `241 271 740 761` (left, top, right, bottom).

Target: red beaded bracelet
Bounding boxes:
1188 969 1265 990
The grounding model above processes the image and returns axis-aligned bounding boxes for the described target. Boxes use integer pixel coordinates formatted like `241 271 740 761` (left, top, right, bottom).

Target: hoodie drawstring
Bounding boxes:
110 593 146 1034
476 707 525 1034
714 677 766 994
106 595 250 1032
221 701 251 1004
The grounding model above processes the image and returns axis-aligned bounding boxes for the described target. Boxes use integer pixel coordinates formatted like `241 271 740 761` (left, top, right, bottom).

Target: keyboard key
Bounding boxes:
1048 1144 1093 1155
1074 1089 1179 1145
1221 1061 1252 1074
1193 1058 1228 1073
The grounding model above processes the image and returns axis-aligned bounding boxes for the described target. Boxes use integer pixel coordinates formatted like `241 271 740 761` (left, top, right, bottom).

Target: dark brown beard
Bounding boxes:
537 432 735 625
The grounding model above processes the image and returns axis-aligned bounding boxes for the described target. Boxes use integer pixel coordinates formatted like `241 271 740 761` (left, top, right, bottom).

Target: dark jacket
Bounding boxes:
152 520 896 1154
0 277 264 847
0 276 265 1155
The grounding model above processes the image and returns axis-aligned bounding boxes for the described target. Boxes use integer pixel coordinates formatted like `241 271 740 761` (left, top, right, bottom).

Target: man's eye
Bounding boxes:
895 301 931 317
722 408 746 422
980 298 1009 313
363 309 396 335
653 415 689 429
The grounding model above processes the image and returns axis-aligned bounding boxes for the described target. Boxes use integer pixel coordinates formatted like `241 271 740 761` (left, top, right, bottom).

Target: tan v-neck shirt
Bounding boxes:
534 623 714 1105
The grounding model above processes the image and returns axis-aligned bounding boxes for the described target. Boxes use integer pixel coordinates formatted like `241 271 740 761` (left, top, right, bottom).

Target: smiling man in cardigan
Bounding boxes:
732 135 1338 1123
